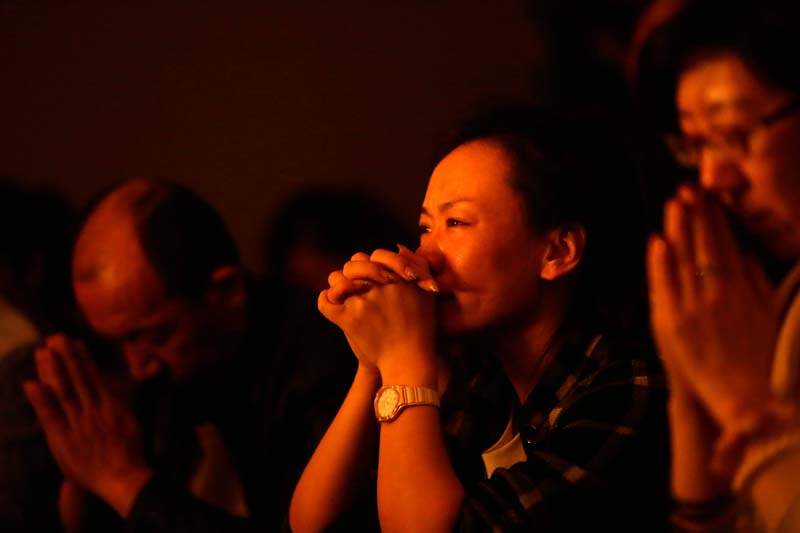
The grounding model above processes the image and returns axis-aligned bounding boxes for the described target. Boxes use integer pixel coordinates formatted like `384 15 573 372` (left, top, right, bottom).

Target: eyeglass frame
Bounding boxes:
663 99 800 168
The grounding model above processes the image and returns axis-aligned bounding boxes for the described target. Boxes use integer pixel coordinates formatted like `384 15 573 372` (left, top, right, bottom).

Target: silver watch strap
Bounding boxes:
403 385 440 407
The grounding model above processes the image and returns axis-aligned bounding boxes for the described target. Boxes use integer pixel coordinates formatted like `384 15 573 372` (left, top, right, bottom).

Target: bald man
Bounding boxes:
19 179 353 532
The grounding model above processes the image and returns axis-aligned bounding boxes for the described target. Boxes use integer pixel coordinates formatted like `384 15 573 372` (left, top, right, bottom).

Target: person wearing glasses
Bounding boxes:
631 0 800 530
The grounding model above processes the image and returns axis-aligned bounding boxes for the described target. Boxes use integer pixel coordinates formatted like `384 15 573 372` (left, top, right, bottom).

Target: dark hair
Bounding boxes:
0 178 76 330
262 185 412 281
437 105 646 327
79 179 241 300
0 179 73 279
633 0 800 132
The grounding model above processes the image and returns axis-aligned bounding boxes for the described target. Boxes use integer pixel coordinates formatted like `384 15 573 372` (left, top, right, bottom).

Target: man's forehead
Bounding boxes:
73 219 169 336
74 270 173 339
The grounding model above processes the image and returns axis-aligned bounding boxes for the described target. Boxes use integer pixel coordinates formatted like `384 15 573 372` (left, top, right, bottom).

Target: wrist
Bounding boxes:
97 467 153 518
374 384 440 423
733 422 800 493
670 493 739 531
379 350 437 389
356 362 382 381
711 398 797 479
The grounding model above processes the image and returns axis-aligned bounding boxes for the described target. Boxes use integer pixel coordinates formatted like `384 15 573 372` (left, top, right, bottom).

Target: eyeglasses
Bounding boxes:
664 100 800 168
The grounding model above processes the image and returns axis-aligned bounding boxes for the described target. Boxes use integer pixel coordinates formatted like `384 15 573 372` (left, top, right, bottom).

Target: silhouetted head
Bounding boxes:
73 178 248 387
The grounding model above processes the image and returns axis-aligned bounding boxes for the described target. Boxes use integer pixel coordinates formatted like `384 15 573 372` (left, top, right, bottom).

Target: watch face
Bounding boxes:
378 388 400 417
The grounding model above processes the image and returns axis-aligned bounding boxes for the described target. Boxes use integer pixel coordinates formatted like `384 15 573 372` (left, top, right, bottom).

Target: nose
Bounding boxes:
122 341 163 382
415 234 445 278
697 150 748 203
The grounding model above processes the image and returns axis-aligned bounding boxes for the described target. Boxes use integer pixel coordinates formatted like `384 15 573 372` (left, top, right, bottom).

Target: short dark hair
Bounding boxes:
262 186 412 281
632 0 800 132
80 179 241 300
437 105 645 326
0 179 73 280
0 178 75 329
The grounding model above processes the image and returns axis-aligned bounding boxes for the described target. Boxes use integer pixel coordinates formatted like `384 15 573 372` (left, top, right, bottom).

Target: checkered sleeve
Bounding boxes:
458 356 670 532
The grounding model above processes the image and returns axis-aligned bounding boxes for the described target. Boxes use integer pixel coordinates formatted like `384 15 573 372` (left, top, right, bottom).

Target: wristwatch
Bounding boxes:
374 385 440 423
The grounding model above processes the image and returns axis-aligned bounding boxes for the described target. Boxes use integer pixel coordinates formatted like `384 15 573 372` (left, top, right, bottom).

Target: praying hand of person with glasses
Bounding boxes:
633 0 800 530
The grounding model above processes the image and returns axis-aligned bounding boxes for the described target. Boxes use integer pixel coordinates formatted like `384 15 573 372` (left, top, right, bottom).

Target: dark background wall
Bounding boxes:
0 1 550 268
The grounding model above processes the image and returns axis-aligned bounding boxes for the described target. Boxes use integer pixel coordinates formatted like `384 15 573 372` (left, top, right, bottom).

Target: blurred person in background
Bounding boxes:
10 177 351 532
0 178 77 531
261 184 413 530
0 179 76 358
262 185 412 293
632 0 800 529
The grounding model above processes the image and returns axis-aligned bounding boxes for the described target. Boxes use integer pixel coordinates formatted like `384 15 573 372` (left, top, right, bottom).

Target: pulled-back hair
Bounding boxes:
632 0 800 132
437 105 646 328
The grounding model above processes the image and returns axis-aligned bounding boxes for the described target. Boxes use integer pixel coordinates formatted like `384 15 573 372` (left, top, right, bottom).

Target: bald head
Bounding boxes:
72 179 246 384
73 178 240 301
74 178 165 289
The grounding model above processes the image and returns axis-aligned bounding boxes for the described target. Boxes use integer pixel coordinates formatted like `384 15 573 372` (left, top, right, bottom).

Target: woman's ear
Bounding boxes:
540 224 586 281
205 265 248 309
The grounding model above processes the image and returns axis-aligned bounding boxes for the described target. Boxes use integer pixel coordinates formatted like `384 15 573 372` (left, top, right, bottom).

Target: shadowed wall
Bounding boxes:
0 1 544 267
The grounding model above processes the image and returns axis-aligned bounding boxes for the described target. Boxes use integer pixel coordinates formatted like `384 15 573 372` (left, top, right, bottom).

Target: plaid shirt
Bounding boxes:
441 323 671 532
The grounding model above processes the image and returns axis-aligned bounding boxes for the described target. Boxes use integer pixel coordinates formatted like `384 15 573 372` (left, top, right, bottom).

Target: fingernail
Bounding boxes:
424 280 440 293
404 268 418 281
383 271 399 283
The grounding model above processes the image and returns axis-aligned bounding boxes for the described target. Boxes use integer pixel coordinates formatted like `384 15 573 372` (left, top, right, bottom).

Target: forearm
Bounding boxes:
377 358 464 533
289 364 381 533
748 445 800 532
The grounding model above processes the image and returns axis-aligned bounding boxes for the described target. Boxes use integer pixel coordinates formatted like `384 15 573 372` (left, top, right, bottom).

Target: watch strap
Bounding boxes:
402 385 440 407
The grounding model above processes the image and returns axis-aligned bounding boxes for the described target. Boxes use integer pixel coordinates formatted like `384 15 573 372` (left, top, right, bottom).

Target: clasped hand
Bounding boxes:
24 334 152 516
647 185 779 432
318 245 439 376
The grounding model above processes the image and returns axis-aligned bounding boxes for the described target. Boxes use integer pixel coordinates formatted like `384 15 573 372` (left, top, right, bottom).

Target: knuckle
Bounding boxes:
341 261 361 278
369 248 391 263
327 270 343 286
317 291 329 310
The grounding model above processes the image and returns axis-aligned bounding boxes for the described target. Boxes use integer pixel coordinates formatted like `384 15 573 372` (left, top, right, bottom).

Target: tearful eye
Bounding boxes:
446 218 467 227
